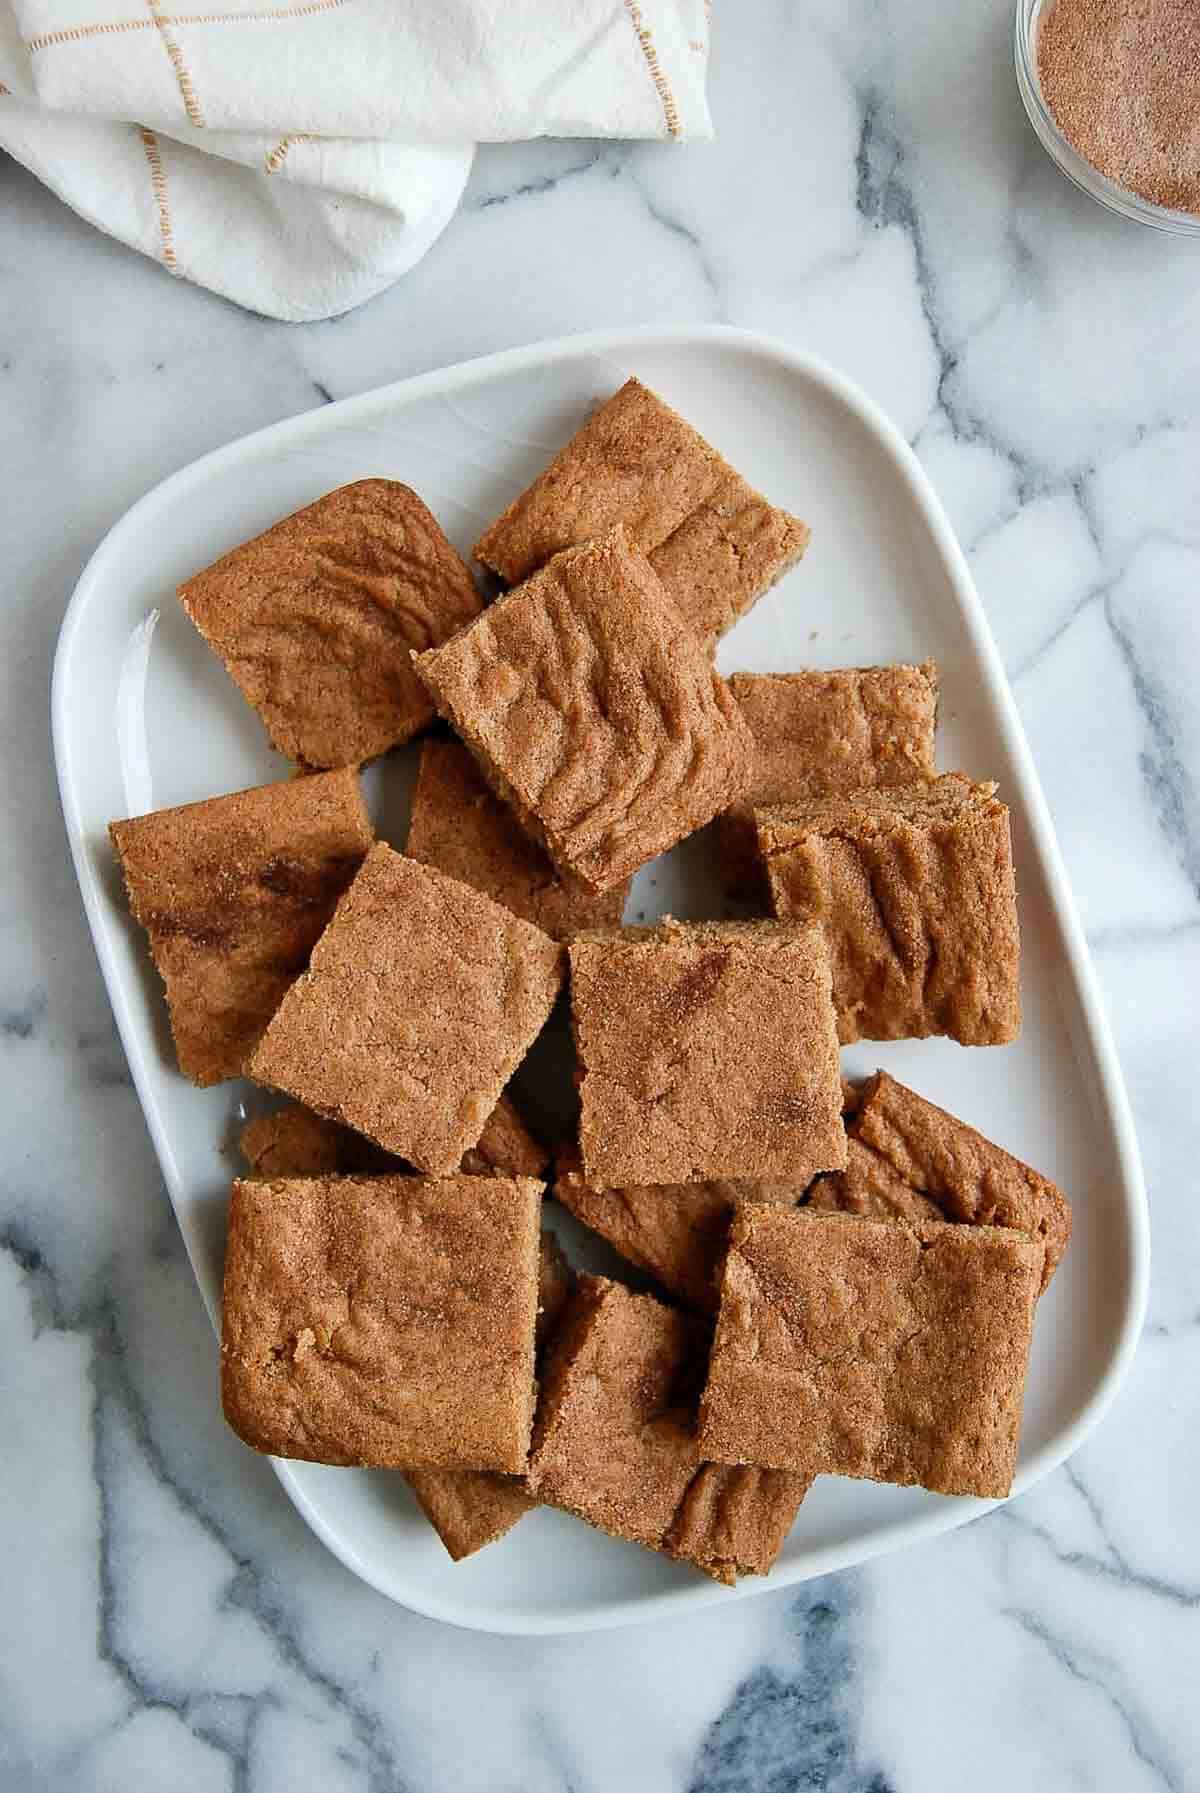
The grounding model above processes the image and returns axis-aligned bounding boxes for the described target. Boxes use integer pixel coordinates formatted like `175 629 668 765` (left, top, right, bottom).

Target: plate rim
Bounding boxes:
52 321 1150 1635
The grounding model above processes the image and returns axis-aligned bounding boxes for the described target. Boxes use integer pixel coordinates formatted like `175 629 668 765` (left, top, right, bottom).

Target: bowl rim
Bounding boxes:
1014 0 1200 237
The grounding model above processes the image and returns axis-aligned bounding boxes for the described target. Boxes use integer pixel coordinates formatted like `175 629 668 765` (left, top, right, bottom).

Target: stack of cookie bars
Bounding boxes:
110 379 1070 1586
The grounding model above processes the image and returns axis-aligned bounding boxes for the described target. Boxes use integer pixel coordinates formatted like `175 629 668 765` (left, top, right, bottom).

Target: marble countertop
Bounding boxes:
4 2 1197 1787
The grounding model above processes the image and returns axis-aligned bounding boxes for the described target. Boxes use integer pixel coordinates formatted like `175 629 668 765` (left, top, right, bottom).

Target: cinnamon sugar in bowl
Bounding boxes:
1014 0 1200 236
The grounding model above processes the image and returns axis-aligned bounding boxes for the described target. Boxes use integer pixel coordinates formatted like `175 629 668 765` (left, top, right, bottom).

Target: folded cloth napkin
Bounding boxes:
0 1 711 320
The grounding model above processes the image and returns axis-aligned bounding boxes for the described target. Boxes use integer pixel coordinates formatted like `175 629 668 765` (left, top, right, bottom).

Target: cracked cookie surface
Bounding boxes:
555 1147 806 1315
569 917 845 1185
698 1206 1042 1497
179 480 482 768
415 528 754 891
110 768 373 1086
221 1173 542 1472
808 1071 1070 1292
720 663 939 899
240 1089 547 1182
472 378 808 643
757 772 1021 1045
406 737 628 938
247 843 562 1174
527 1275 809 1583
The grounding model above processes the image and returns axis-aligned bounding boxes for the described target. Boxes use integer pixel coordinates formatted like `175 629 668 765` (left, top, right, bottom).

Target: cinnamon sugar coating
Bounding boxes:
1037 0 1200 214
528 1277 701 1550
110 769 372 1086
569 918 845 1186
808 1072 1070 1293
240 1091 547 1183
415 529 754 892
403 1232 573 1561
555 1149 806 1314
527 1276 808 1583
221 1173 543 1473
699 1207 1042 1498
179 480 482 768
473 378 809 642
757 773 1021 1045
237 1090 561 1560
720 663 938 900
247 845 562 1174
407 737 628 939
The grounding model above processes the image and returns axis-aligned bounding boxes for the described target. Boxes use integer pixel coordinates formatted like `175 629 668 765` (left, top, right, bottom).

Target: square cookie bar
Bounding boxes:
406 737 628 939
720 663 939 899
569 918 845 1186
699 1206 1042 1498
240 1090 548 1181
527 1276 809 1583
179 481 482 768
110 768 372 1086
807 1072 1071 1292
756 773 1021 1045
221 1173 542 1472
414 529 754 892
472 378 809 643
239 1084 564 1558
247 845 562 1174
555 1150 806 1314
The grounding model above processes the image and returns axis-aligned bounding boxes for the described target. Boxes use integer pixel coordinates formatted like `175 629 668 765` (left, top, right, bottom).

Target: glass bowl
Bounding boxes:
1014 0 1200 237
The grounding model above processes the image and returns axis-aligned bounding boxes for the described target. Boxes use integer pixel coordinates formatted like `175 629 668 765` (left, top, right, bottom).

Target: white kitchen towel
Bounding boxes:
0 1 711 321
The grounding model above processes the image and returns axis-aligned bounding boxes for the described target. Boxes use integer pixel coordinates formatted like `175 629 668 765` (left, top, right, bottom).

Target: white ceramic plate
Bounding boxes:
53 325 1149 1635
